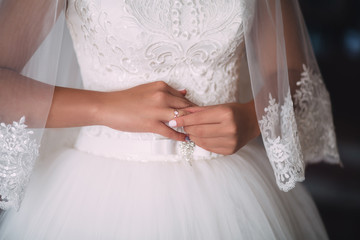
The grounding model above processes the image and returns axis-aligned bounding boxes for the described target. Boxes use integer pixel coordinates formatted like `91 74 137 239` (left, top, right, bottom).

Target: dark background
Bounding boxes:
300 0 360 239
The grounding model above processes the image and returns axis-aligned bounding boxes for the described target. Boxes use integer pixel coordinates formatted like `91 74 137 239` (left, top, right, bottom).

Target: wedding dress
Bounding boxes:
0 0 340 239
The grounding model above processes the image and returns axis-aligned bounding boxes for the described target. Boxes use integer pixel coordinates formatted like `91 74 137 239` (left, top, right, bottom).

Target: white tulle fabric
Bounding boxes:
242 0 340 191
0 0 66 210
1 138 329 239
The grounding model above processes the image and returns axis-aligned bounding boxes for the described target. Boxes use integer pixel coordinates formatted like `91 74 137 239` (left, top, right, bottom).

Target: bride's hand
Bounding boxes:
169 102 260 155
96 81 194 141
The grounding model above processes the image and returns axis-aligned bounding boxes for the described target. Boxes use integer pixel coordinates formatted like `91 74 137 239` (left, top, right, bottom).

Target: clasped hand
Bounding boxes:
97 81 260 155
170 102 260 155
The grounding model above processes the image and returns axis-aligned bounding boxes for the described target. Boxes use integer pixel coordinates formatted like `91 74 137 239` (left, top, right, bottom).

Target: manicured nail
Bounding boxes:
169 120 177 127
177 88 186 92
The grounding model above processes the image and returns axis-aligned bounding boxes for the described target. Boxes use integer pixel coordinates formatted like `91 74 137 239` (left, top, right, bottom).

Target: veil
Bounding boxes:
242 0 340 191
0 0 340 210
0 0 76 210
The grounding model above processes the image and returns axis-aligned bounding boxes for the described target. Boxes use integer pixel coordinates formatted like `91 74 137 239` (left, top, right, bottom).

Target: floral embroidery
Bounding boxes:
0 117 39 210
259 65 339 192
65 2 339 192
65 0 246 148
294 64 339 163
66 0 245 106
259 92 304 192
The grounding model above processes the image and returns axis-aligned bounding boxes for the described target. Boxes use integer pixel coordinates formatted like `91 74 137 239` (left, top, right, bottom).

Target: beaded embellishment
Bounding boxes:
179 136 195 165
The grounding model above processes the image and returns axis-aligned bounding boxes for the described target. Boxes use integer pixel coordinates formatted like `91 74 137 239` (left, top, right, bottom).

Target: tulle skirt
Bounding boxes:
0 136 328 239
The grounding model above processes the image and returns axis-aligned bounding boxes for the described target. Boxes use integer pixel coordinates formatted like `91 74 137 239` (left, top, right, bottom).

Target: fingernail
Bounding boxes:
177 88 186 91
169 120 177 127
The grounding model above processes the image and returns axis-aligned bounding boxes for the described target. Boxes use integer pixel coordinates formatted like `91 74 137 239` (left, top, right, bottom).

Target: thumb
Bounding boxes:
177 88 187 96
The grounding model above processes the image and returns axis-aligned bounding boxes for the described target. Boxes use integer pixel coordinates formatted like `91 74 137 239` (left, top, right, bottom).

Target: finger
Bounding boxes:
182 106 208 113
191 135 241 155
152 81 187 99
172 108 190 119
169 108 222 128
155 122 186 141
184 124 227 138
166 95 195 109
187 135 220 153
177 89 187 96
158 108 190 122
166 86 187 98
189 135 231 149
149 107 190 122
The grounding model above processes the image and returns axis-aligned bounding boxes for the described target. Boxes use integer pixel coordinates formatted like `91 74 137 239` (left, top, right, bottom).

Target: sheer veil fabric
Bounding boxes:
243 0 340 191
0 0 340 213
0 0 64 210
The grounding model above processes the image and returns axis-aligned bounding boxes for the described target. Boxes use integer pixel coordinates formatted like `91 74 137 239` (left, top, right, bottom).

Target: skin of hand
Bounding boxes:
48 81 258 149
169 101 261 155
95 81 193 141
48 81 193 141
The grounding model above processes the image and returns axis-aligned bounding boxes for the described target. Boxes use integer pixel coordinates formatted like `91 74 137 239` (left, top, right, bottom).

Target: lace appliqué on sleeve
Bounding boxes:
259 92 305 192
0 117 39 210
259 64 340 192
294 64 340 164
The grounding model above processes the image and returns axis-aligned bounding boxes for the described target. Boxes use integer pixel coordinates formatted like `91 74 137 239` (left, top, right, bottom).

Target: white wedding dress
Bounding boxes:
0 0 329 239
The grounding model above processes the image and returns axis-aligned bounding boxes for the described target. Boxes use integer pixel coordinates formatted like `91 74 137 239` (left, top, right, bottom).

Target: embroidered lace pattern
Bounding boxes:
259 92 305 192
0 117 39 210
66 0 245 106
294 65 339 163
66 0 246 144
259 65 339 192
65 2 339 192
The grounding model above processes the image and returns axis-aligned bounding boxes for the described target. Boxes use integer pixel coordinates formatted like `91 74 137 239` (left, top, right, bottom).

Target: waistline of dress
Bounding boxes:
74 126 222 162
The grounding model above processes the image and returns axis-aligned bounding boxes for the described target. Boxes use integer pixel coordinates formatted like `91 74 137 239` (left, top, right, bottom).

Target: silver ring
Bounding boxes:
174 109 180 118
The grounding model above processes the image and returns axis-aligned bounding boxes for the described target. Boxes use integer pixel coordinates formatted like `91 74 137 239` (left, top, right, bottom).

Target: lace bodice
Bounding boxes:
64 0 250 147
65 0 339 187
65 0 246 106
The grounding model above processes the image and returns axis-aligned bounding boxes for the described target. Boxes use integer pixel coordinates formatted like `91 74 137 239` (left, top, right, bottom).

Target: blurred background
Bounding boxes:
299 0 360 239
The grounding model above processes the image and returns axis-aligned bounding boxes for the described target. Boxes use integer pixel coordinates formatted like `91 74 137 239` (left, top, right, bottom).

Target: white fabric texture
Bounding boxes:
0 0 340 210
242 0 340 191
0 138 328 240
0 0 66 210
0 0 339 238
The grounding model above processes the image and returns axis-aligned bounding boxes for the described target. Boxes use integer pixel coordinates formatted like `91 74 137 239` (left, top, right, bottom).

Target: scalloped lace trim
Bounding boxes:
0 117 39 210
294 65 340 163
259 92 305 192
259 64 339 192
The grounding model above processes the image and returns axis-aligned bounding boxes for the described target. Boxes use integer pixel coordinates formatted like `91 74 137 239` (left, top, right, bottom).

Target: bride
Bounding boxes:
0 0 340 239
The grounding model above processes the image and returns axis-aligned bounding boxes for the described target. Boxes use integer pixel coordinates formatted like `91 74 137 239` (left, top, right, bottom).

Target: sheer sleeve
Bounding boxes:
0 0 66 210
243 0 340 191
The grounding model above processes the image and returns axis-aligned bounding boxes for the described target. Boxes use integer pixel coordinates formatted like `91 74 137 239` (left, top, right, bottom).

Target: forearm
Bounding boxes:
0 68 102 128
0 68 53 127
242 100 261 140
1 70 192 141
48 81 192 141
46 86 103 128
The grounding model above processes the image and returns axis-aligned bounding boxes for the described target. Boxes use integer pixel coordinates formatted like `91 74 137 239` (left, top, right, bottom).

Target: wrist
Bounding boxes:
47 87 107 128
244 100 260 138
90 91 108 126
